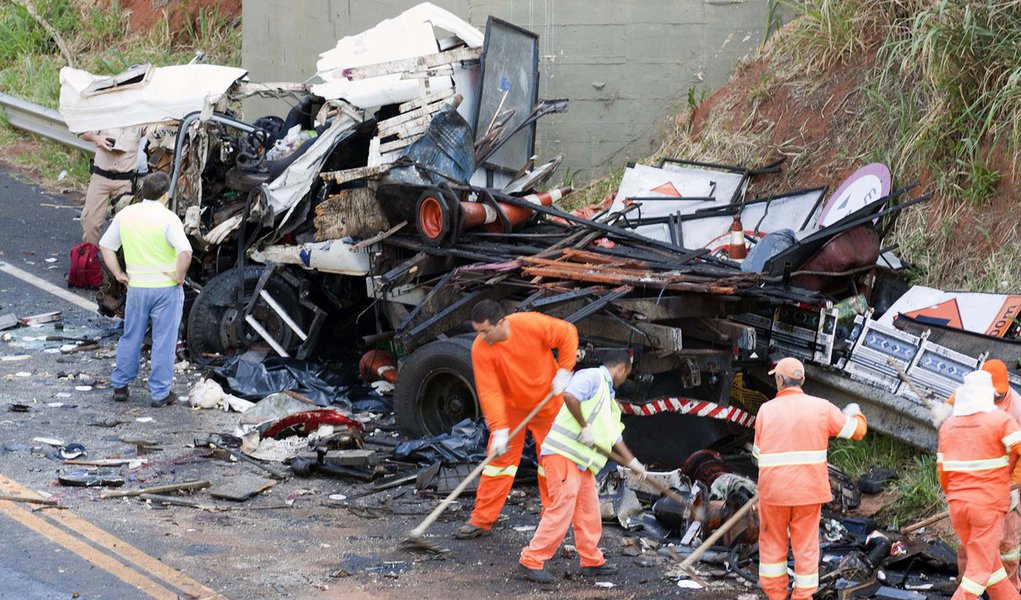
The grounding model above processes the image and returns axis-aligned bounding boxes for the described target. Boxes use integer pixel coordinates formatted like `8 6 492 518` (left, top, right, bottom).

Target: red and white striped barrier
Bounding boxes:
620 397 756 428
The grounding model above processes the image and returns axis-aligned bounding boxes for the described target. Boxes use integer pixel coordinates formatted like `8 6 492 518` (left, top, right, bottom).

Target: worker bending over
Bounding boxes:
518 349 645 583
755 357 867 600
938 369 1021 600
456 300 578 539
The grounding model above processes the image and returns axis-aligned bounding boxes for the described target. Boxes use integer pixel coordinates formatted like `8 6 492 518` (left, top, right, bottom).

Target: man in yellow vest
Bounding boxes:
99 172 192 407
518 349 645 583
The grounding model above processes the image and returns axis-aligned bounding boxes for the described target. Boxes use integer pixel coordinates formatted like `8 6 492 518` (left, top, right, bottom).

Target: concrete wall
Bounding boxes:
241 0 771 182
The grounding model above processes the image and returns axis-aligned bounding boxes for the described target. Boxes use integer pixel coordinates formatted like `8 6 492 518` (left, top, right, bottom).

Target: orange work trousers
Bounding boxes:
519 453 604 569
758 502 821 600
949 501 1020 600
961 509 1021 591
82 174 132 245
468 409 553 530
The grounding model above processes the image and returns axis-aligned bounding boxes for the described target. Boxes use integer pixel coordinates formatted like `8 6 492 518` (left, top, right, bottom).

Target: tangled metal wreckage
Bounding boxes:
58 3 1019 595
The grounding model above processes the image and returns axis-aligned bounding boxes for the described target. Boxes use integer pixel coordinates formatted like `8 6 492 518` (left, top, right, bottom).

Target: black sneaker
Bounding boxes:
517 563 554 584
454 523 491 539
150 395 173 408
112 387 129 402
580 563 618 576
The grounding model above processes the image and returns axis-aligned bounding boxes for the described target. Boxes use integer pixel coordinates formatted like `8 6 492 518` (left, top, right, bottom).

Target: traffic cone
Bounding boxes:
358 350 397 384
728 214 747 262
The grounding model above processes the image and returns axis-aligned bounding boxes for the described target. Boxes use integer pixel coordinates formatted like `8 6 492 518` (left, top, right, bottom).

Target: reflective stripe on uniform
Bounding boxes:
541 437 596 471
793 572 818 589
482 464 517 478
961 575 987 595
756 449 827 467
836 415 858 439
989 567 1009 585
752 445 760 459
1002 548 1021 562
937 455 1009 472
758 562 787 578
537 465 545 478
1004 431 1021 451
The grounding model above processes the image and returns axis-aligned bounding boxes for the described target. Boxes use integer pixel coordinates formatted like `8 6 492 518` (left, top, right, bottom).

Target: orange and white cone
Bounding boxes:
358 350 397 384
729 214 747 262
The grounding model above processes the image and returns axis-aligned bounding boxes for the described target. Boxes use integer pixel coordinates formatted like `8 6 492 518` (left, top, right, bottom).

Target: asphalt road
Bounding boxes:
0 168 748 599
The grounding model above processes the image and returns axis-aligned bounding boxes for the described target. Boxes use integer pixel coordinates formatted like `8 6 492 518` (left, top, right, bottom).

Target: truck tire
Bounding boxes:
394 337 479 438
187 266 306 358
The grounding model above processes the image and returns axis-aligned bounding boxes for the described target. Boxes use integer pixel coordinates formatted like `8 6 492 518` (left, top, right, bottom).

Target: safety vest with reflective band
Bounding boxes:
937 409 1021 511
962 566 1009 596
753 387 867 506
541 371 624 474
118 201 181 288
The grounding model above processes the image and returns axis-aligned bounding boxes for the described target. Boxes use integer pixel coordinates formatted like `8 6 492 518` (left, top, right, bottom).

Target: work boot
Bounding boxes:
112 387 129 402
453 523 491 539
150 395 173 408
579 563 618 576
517 563 554 584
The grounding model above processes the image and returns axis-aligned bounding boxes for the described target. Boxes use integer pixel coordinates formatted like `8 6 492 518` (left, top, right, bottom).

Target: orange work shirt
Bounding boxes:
471 312 578 432
950 387 1021 483
938 409 1021 511
754 387 868 506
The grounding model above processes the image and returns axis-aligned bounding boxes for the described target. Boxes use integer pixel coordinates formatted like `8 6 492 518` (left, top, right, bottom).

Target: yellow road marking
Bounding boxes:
0 474 226 599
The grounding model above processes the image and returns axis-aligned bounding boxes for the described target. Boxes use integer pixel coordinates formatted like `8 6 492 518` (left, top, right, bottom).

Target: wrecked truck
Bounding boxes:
58 4 943 466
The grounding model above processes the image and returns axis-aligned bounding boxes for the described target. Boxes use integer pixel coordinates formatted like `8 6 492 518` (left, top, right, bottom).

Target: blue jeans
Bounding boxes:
112 285 184 400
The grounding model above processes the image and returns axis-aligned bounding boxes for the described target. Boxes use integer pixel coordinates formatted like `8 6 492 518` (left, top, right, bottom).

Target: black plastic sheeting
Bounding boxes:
386 103 475 186
393 419 539 474
211 355 393 413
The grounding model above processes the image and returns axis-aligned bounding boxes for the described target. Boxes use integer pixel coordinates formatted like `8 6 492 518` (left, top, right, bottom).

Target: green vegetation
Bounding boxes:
829 434 945 527
0 0 240 189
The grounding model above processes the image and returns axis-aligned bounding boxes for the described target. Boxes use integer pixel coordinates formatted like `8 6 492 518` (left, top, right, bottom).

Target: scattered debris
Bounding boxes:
209 476 277 501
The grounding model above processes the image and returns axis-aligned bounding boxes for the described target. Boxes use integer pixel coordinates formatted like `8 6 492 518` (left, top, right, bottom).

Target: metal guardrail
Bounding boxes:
0 92 95 155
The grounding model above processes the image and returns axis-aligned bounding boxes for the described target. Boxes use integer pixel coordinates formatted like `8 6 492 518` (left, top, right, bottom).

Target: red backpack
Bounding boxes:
68 242 103 289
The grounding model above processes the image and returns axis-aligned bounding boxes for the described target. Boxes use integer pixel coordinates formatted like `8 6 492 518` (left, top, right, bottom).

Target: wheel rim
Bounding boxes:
418 367 479 435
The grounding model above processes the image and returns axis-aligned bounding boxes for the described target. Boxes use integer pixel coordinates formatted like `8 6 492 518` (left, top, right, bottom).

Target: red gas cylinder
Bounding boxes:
358 350 397 384
417 186 572 245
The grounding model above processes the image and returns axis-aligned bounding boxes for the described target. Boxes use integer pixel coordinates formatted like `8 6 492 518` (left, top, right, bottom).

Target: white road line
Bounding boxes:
0 260 98 312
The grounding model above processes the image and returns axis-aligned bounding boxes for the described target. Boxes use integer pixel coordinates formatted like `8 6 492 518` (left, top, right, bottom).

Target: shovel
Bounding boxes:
402 389 557 555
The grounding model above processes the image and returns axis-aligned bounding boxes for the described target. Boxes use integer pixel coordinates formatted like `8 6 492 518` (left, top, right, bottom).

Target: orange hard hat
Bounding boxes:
982 359 1010 396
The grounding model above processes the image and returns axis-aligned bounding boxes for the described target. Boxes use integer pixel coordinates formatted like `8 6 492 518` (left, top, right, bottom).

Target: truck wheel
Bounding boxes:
187 266 306 357
394 337 479 437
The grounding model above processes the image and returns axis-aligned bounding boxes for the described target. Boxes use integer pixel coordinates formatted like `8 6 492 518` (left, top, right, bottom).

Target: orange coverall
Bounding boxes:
939 408 1021 600
754 387 867 600
952 386 1021 588
468 312 578 530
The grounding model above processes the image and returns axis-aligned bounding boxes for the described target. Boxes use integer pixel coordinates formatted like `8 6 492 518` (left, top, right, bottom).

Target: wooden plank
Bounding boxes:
100 480 211 500
379 134 423 154
320 164 392 184
333 46 481 81
0 493 58 506
378 115 432 139
209 476 277 502
398 89 455 113
377 101 446 130
314 188 391 241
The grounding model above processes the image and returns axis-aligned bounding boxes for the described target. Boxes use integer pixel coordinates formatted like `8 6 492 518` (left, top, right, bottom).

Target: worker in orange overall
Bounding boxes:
517 349 645 583
754 357 868 600
454 299 578 539
938 369 1021 600
938 360 1021 590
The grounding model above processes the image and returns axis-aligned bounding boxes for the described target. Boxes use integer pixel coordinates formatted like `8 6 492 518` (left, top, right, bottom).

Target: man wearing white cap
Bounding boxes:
938 370 1021 600
754 357 868 600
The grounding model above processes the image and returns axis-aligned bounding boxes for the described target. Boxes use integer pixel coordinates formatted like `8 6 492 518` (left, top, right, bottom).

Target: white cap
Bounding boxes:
952 370 996 417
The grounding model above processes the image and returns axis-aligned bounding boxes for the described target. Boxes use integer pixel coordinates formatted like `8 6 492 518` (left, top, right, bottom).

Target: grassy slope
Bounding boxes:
0 0 240 192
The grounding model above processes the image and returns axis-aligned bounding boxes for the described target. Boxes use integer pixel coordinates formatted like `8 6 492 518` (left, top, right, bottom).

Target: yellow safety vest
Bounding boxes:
543 372 625 474
119 202 179 288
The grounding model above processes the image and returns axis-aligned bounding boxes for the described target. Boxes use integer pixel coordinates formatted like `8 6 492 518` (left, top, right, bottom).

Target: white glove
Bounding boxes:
490 428 510 457
930 402 952 428
842 403 862 417
552 368 572 395
626 457 647 478
578 426 594 446
1011 488 1020 512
